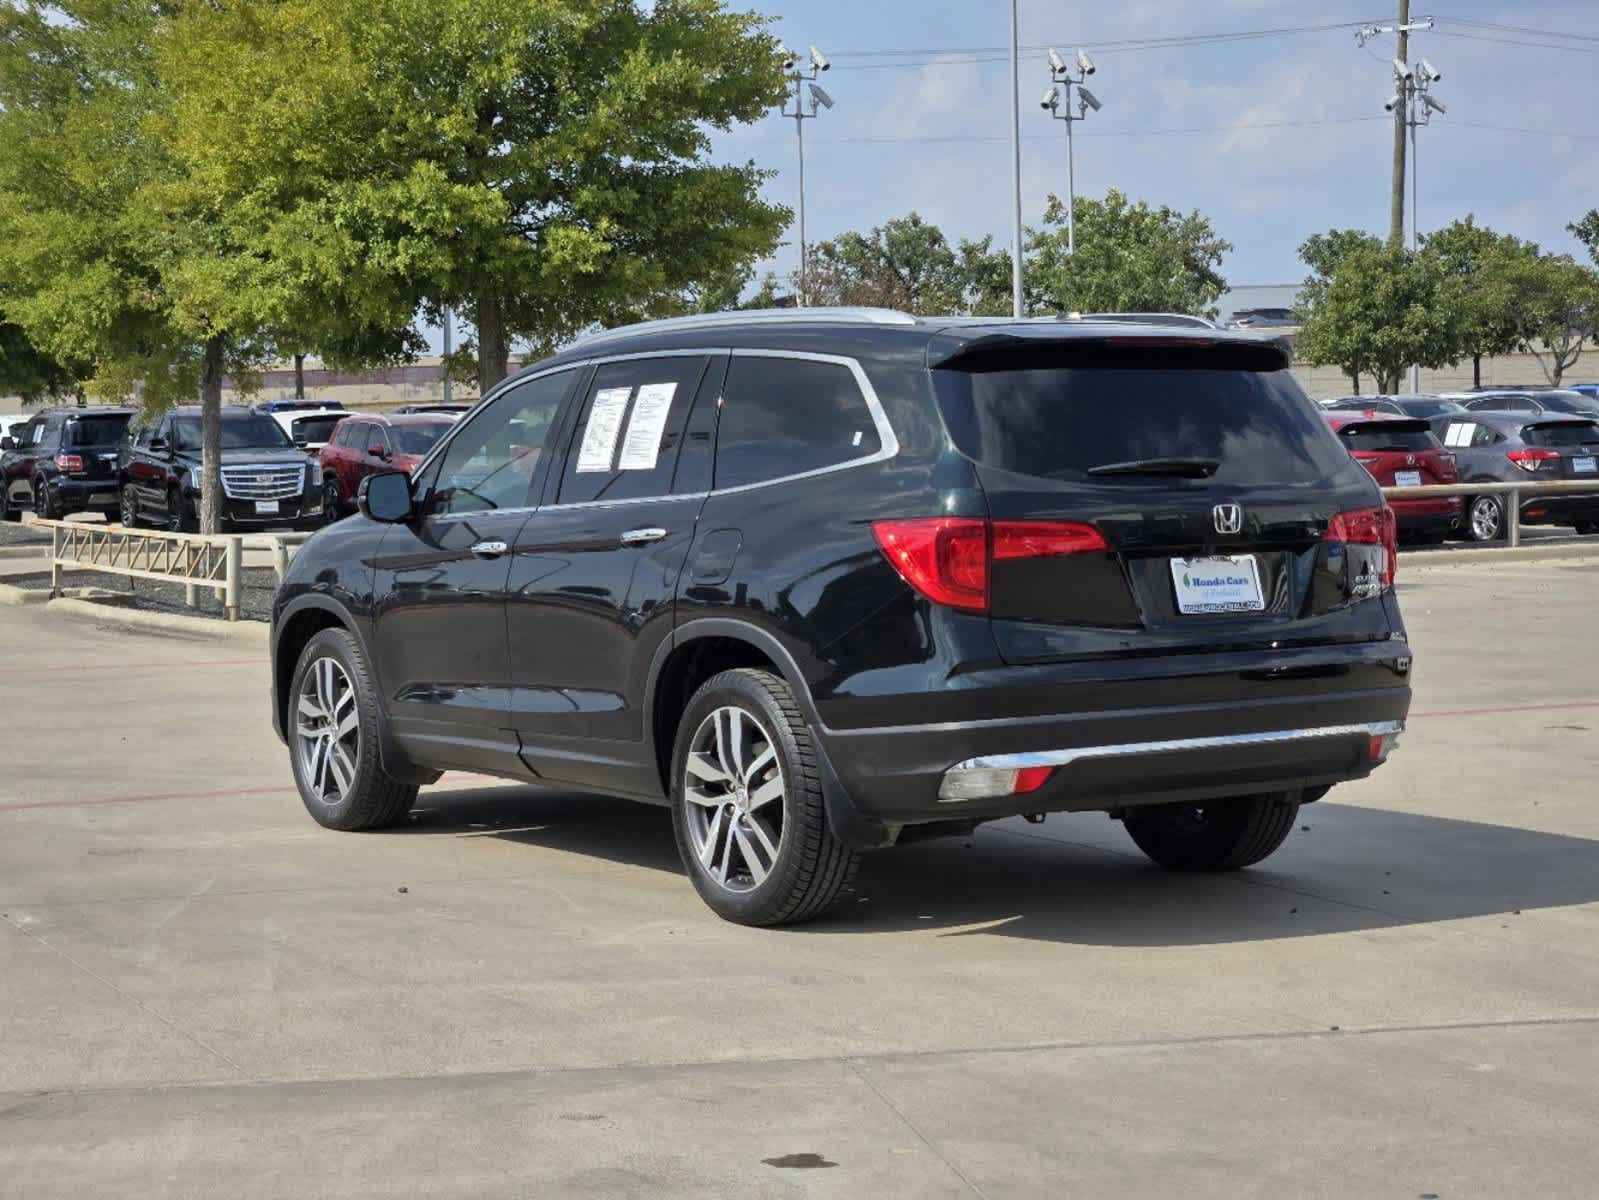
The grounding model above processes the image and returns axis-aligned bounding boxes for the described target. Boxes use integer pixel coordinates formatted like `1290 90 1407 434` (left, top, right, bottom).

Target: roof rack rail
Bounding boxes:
571 306 919 349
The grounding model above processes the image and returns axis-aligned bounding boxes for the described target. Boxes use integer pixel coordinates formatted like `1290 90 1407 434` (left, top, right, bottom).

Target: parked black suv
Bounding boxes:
120 405 325 531
270 310 1412 925
1 407 136 521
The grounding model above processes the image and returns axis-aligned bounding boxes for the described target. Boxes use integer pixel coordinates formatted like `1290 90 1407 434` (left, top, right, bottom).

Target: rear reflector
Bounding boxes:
873 518 1107 614
1368 727 1402 762
938 764 1057 802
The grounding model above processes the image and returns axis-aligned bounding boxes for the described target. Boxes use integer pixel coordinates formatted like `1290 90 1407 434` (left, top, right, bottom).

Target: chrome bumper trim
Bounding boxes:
942 720 1404 784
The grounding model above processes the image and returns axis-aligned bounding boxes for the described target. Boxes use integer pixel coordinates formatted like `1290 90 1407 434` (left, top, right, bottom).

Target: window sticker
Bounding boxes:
618 382 677 471
1443 422 1472 448
576 387 632 473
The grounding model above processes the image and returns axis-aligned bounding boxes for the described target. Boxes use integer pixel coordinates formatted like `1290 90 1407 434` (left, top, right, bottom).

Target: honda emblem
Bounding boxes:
1213 503 1243 535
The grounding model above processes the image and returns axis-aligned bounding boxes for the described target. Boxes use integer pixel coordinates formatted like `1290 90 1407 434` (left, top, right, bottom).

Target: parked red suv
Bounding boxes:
319 413 458 517
1324 413 1460 543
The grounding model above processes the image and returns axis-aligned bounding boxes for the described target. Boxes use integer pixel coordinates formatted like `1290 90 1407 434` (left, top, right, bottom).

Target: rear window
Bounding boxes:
291 414 343 443
933 345 1349 485
63 414 132 446
1336 423 1439 452
1539 393 1599 417
1523 422 1599 448
390 423 451 455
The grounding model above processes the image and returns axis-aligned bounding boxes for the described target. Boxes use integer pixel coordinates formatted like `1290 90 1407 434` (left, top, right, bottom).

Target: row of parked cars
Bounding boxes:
0 398 470 531
1317 385 1599 542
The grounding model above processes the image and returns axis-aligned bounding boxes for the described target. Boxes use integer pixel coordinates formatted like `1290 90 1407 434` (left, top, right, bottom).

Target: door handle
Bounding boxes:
620 527 668 547
470 540 509 559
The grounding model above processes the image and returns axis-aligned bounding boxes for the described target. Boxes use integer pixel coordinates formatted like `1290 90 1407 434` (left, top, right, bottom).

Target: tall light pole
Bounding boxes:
1384 56 1444 392
1042 48 1102 257
1009 0 1023 318
1356 11 1435 247
778 43 833 307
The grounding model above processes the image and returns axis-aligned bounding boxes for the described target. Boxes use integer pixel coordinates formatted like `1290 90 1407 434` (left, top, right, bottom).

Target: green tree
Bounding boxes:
1422 217 1537 387
0 323 80 406
1025 189 1232 317
174 0 789 395
1571 210 1599 264
1294 229 1386 391
1496 253 1599 386
798 214 1010 315
1295 241 1463 394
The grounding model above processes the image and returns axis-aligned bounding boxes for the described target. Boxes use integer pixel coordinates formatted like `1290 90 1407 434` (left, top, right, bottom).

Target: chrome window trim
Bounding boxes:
707 348 900 497
940 720 1404 782
411 344 902 517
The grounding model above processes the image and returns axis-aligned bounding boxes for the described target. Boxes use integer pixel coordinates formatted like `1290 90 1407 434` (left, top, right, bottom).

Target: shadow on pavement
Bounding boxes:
400 785 1599 945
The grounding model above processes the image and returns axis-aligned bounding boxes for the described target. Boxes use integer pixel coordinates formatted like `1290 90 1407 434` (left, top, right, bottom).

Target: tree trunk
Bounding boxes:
475 294 509 395
1472 353 1481 388
293 353 305 399
1348 369 1360 395
199 333 226 536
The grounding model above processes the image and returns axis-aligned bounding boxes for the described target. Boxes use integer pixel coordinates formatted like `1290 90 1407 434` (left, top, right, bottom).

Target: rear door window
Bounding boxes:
932 344 1348 485
556 356 709 504
713 355 883 490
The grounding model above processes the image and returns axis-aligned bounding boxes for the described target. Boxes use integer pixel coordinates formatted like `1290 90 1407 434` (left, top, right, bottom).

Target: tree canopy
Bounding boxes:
1025 189 1232 317
1422 217 1538 387
802 214 1010 315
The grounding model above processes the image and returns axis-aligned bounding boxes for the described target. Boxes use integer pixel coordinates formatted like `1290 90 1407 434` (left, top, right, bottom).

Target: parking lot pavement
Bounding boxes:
3 560 1598 1198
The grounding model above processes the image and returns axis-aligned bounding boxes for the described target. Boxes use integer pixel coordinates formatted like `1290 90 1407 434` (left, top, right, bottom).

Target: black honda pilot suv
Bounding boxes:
271 310 1411 925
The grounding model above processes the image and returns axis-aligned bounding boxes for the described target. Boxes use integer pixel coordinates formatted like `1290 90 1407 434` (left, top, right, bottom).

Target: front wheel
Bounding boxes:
289 628 417 831
670 668 858 926
119 485 142 528
1465 494 1504 543
323 477 343 521
1123 793 1300 871
167 487 198 533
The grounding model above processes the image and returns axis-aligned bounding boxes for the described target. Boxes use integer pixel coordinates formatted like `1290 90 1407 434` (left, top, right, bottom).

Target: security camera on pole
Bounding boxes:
777 43 833 307
1382 54 1445 392
1041 47 1102 256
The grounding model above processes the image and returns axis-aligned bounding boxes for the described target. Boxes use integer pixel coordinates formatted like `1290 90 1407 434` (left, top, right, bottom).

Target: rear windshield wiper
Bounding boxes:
1086 456 1221 478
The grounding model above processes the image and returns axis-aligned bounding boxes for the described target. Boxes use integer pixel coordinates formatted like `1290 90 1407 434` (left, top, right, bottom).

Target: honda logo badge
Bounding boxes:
1213 503 1243 535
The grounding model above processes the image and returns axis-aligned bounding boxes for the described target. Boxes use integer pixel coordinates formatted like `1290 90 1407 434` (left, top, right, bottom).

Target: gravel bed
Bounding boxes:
6 566 277 623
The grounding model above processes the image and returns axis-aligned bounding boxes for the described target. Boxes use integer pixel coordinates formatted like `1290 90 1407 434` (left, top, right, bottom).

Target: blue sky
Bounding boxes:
432 0 1599 351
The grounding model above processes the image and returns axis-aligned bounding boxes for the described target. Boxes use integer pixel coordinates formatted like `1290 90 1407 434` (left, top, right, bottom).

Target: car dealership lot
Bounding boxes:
4 558 1599 1197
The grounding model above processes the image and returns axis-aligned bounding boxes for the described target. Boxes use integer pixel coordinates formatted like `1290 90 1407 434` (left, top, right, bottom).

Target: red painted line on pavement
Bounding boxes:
0 658 266 679
1410 700 1599 719
0 785 296 813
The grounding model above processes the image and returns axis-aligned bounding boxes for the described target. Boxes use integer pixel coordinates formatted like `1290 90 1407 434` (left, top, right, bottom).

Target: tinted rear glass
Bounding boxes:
63 414 132 446
1523 422 1599 448
933 346 1348 485
1337 424 1438 451
1397 399 1463 417
291 415 343 442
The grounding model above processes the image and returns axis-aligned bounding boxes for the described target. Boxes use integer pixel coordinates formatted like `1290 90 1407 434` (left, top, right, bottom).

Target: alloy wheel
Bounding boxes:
295 656 361 807
1470 496 1501 541
120 487 138 528
683 704 786 893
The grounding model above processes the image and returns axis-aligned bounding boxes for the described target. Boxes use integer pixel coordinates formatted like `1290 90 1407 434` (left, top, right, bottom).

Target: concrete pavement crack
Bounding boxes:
0 912 253 1083
844 1057 991 1199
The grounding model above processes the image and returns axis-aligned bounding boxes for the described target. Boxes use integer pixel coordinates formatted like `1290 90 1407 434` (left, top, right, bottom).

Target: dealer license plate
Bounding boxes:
1394 470 1422 487
255 500 280 515
1573 457 1596 474
1170 555 1265 615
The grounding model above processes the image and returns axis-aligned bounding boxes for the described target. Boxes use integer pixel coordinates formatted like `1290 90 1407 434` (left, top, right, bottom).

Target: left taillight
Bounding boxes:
54 453 85 475
873 518 1109 613
1325 505 1398 591
1507 447 1560 472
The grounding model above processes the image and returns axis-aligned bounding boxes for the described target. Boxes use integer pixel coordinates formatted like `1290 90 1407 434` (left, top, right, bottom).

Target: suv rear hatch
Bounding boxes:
1515 419 1599 480
1334 418 1457 487
61 412 133 480
927 332 1397 666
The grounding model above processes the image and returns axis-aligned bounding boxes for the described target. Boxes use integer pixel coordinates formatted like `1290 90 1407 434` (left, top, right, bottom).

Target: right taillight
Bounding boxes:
872 517 1108 613
1507 447 1560 472
1325 505 1397 591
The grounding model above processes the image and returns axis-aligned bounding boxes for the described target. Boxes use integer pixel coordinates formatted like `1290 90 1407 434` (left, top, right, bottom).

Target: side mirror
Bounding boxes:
149 436 167 452
358 471 414 523
368 443 389 460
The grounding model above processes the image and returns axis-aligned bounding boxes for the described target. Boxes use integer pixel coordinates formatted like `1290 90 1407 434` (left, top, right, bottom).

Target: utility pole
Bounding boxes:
1009 0 1024 318
441 305 452 405
1390 0 1409 247
777 43 833 308
1042 49 1103 258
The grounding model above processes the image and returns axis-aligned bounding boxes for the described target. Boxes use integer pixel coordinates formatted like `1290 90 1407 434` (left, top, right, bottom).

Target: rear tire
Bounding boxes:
33 477 62 521
289 627 417 831
670 668 858 926
1574 521 1598 536
0 486 17 522
1123 793 1300 871
1465 494 1504 543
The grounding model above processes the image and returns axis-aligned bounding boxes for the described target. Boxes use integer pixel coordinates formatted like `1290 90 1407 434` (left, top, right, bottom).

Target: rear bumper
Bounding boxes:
814 640 1412 834
1519 494 1599 525
1389 496 1459 532
52 478 119 509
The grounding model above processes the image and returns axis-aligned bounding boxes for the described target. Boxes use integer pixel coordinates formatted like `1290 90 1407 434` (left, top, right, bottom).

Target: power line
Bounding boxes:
1440 18 1599 44
1431 29 1599 56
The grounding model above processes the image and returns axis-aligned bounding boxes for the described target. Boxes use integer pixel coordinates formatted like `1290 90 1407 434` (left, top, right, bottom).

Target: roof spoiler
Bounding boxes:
928 327 1293 371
